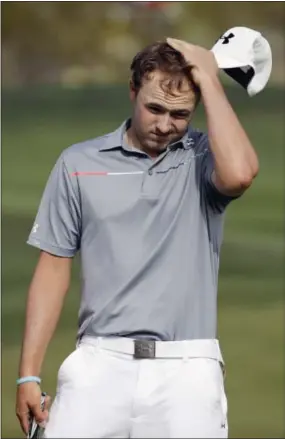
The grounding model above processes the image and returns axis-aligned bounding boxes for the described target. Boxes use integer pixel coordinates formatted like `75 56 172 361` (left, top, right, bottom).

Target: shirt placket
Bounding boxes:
140 149 171 198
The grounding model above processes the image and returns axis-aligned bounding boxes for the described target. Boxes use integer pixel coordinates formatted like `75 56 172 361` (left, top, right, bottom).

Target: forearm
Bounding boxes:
200 74 259 192
19 252 72 377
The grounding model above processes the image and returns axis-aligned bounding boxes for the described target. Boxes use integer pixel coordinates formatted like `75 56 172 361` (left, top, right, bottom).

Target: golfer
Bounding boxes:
16 34 266 438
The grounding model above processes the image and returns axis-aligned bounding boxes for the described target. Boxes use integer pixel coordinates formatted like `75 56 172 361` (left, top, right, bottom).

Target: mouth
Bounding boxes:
149 133 170 144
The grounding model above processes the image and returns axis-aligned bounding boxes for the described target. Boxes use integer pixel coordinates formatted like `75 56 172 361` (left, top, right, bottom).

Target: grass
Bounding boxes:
2 85 284 438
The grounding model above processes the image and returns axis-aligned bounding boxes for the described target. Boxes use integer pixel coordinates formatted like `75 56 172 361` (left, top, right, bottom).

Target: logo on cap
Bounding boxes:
220 32 235 44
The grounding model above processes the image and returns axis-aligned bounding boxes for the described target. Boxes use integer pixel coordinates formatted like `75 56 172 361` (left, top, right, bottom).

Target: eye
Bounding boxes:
171 112 190 120
147 105 164 114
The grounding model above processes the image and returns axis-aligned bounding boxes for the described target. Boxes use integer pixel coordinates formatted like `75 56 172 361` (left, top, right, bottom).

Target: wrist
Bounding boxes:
16 375 41 385
198 72 222 92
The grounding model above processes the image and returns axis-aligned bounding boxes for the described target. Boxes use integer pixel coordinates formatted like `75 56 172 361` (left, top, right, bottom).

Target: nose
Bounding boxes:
156 115 171 135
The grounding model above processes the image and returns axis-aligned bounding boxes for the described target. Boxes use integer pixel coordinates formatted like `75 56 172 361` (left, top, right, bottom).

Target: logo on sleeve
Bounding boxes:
32 223 39 234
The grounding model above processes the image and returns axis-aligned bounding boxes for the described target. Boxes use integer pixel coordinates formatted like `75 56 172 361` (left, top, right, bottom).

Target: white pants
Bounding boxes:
44 336 228 438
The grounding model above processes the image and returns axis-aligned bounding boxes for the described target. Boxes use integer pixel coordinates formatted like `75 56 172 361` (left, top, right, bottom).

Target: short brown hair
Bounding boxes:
130 41 200 100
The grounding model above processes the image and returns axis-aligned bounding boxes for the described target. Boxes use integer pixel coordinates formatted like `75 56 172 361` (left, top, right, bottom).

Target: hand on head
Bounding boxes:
166 38 219 86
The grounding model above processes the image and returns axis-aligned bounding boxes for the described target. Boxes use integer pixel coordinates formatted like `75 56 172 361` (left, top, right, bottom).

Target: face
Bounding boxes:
129 70 197 156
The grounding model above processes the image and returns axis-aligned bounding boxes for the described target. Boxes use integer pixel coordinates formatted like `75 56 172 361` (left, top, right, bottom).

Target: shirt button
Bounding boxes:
148 169 153 176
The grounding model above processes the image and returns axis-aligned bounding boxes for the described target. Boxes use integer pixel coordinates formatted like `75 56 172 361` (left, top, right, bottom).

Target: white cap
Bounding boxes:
211 27 272 96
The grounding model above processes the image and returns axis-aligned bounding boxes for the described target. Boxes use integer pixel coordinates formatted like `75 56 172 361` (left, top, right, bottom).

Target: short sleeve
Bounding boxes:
27 153 81 257
197 134 240 213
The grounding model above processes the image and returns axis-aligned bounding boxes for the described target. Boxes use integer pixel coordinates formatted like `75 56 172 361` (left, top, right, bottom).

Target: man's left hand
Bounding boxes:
166 37 219 86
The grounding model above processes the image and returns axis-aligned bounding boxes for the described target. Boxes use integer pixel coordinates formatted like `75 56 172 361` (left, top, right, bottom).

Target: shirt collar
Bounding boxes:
98 119 129 152
99 118 195 152
169 129 195 150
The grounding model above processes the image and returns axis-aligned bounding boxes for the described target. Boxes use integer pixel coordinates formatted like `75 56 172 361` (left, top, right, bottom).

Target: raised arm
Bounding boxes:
167 37 259 197
198 73 259 196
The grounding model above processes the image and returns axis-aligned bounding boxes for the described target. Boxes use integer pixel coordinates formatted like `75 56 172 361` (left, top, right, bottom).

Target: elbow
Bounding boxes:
233 150 260 188
238 175 255 191
216 165 259 194
231 164 259 191
241 160 259 188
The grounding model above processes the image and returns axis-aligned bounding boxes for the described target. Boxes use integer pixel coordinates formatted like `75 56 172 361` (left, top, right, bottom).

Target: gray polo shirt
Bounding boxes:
27 120 237 341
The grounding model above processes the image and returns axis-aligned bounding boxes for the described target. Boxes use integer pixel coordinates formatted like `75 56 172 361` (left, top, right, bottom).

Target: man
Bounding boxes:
16 38 259 438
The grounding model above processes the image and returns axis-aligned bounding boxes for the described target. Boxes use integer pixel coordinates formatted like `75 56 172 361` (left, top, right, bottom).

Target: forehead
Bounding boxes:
139 70 196 109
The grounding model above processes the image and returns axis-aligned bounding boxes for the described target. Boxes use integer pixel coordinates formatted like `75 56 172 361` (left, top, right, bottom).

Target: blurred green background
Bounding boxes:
2 2 284 438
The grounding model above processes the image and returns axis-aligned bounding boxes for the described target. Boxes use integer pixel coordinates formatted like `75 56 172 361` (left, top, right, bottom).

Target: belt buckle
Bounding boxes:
134 340 156 359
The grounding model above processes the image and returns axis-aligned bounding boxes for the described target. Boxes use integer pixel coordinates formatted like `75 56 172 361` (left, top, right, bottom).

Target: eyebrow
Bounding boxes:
146 102 191 116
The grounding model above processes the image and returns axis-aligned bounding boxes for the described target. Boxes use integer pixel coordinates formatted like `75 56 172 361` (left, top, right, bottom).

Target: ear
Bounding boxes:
129 79 137 102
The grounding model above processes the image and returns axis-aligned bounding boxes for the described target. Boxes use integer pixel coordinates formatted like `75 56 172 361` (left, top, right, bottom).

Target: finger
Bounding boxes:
16 411 29 435
166 37 184 50
167 37 193 51
30 403 46 423
44 394 52 411
38 395 52 428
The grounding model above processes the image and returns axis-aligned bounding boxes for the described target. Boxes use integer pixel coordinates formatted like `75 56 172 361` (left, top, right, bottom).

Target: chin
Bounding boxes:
145 139 168 151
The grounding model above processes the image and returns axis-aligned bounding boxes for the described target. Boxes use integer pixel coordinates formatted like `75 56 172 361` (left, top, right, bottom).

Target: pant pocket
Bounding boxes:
57 344 99 389
57 348 80 380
